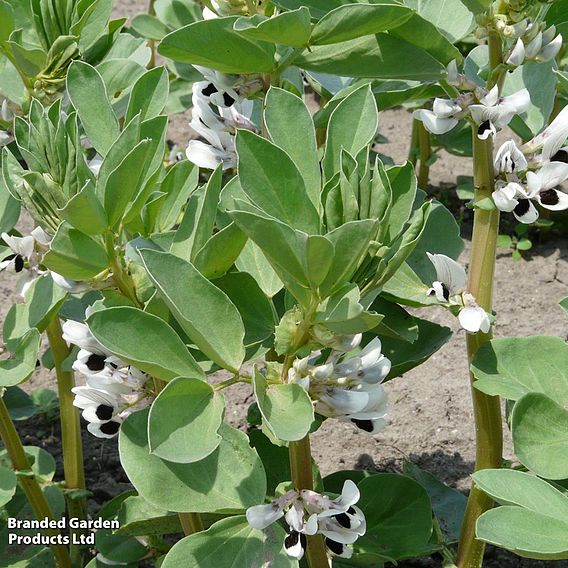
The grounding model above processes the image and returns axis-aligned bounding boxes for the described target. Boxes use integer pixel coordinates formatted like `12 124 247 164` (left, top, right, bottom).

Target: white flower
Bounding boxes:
413 98 462 135
247 481 366 560
186 69 257 170
426 253 491 334
290 339 391 434
526 162 568 212
1 230 48 297
506 38 525 66
469 86 530 139
523 105 568 162
51 272 92 294
525 28 562 62
72 385 122 438
494 140 528 173
458 294 491 334
62 320 107 354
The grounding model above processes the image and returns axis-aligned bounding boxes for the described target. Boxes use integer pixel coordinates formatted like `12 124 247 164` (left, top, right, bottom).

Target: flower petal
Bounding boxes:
413 110 458 135
458 305 491 333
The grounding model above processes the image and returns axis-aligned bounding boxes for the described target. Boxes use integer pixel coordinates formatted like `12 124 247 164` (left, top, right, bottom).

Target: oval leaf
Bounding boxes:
148 377 225 463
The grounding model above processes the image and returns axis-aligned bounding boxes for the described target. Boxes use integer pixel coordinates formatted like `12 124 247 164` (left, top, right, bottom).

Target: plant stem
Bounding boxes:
105 232 142 308
0 395 72 568
417 118 431 189
147 0 156 69
46 316 88 565
178 512 204 535
289 437 329 568
456 30 504 568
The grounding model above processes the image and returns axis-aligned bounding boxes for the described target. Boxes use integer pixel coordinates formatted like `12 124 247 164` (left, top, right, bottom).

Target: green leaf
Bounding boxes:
296 34 445 80
103 139 153 227
228 208 312 306
357 473 433 560
131 13 170 40
155 160 199 232
323 84 378 181
264 87 321 211
235 240 283 298
116 496 181 536
310 4 412 45
119 408 266 512
253 368 314 442
248 430 291 496
474 469 568 560
140 249 246 372
382 262 438 307
87 307 205 382
148 377 224 463
3 274 67 350
43 222 108 280
159 17 276 74
0 465 17 507
0 330 41 387
315 283 383 334
126 67 170 123
95 529 147 564
370 297 418 343
380 317 452 380
512 393 568 480
404 0 475 42
0 0 15 43
193 222 247 279
233 8 312 47
0 446 56 483
404 461 466 544
3 385 36 421
171 165 223 261
560 296 568 315
58 181 107 235
236 130 320 233
471 336 568 403
213 272 276 347
161 516 297 568
66 61 120 156
477 507 568 560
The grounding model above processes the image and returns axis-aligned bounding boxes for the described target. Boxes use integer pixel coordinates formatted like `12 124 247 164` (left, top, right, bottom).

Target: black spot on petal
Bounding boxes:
441 283 450 301
335 512 352 528
86 353 106 371
325 538 344 555
540 188 560 206
14 255 24 273
222 92 235 107
478 120 492 137
347 506 356 515
285 531 299 549
514 199 530 217
351 419 374 432
552 150 568 163
201 83 218 97
95 404 114 421
99 421 120 435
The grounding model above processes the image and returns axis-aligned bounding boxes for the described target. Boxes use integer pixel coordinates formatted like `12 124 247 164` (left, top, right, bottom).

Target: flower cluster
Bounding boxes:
427 253 491 334
0 228 50 296
491 107 568 223
63 318 151 438
414 62 530 140
186 66 259 170
504 22 562 66
246 480 366 560
289 335 390 434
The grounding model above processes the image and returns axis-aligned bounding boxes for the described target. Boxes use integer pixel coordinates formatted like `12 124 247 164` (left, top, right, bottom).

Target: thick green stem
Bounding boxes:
0 395 72 568
289 437 329 568
178 512 204 535
417 119 431 189
46 316 87 566
456 30 504 568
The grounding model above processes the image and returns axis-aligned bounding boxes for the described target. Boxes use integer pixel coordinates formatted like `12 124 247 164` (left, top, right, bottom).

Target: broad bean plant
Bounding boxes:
0 0 567 567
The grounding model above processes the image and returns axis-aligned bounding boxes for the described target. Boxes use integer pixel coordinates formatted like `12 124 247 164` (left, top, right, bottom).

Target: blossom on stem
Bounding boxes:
427 253 491 333
289 336 390 434
469 86 530 140
0 227 50 296
246 481 366 560
522 105 568 163
63 319 151 438
506 38 525 66
494 140 528 174
413 98 462 135
186 68 257 170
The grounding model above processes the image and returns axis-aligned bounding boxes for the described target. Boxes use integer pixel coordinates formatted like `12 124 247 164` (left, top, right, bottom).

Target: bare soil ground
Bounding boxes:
3 3 568 566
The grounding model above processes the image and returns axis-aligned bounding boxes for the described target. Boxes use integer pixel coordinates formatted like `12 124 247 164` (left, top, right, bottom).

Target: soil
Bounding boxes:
3 2 568 567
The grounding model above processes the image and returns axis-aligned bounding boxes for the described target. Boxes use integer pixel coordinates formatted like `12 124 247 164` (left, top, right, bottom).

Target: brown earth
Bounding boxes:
3 2 568 567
